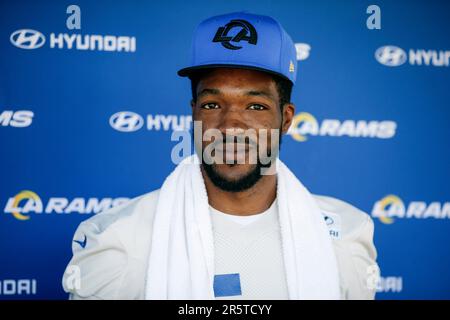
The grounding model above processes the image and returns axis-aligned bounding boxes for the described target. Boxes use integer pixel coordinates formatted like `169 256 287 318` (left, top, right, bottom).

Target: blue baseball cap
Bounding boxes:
177 11 298 84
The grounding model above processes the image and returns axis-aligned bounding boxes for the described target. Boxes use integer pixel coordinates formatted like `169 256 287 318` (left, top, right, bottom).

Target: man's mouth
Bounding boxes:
215 143 251 153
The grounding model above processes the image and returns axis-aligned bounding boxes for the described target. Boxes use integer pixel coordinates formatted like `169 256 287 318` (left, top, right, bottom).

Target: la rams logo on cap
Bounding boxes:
212 19 257 50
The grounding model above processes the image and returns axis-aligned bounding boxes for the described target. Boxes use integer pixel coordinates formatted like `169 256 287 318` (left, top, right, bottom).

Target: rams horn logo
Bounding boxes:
324 215 334 226
213 19 257 50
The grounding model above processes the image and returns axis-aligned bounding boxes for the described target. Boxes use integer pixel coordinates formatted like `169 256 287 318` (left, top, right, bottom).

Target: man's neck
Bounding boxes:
201 166 277 216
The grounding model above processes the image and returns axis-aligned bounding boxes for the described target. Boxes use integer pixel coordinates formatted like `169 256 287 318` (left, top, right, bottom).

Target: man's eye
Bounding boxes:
201 103 220 110
248 104 267 111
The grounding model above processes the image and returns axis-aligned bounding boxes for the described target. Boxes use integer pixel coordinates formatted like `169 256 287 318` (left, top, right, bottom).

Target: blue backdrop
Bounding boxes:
1 0 449 300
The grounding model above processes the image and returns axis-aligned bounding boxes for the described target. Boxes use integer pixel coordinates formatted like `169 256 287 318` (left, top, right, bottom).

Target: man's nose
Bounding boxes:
217 105 248 133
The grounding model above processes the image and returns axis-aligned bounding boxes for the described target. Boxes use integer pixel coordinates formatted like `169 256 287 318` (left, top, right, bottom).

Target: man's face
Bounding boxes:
191 68 294 192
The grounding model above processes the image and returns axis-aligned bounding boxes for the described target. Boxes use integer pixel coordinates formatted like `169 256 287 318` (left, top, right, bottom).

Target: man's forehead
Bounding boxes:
196 68 278 98
199 67 276 83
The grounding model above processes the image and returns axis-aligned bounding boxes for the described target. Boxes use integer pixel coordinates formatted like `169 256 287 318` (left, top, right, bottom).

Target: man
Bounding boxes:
62 12 378 300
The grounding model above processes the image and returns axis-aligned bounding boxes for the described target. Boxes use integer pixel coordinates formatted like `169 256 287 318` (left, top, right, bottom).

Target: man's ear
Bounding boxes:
281 103 295 134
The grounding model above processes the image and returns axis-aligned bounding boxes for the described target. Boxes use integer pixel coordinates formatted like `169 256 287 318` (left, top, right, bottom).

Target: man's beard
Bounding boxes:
201 133 283 193
202 161 266 192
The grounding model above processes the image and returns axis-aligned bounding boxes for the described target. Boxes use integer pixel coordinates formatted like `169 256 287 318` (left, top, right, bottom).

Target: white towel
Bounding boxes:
144 155 340 299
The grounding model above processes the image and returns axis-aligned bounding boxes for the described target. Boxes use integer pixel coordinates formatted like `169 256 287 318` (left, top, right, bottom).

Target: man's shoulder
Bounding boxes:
63 189 161 299
312 194 373 241
81 189 160 232
71 189 160 258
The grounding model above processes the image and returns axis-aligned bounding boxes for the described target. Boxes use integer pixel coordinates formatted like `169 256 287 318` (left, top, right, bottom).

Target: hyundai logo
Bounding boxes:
375 45 407 67
10 29 46 49
109 111 144 132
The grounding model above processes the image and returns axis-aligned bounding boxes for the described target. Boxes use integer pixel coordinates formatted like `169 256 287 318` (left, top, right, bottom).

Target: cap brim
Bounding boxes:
177 64 293 83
